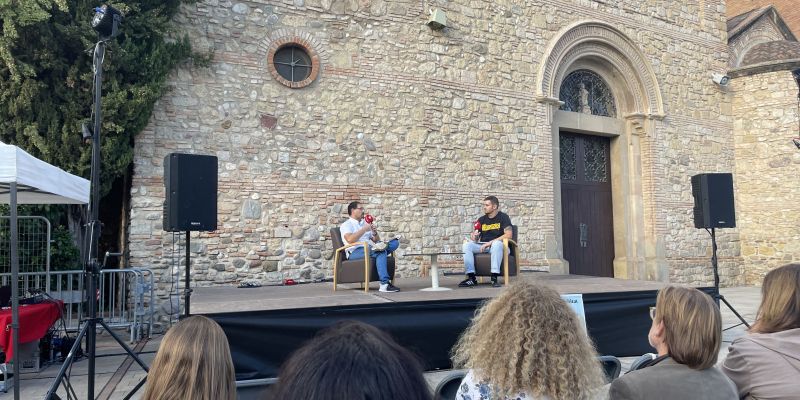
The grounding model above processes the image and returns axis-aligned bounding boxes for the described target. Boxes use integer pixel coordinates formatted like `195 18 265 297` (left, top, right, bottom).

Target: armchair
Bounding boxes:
472 225 519 286
330 227 396 292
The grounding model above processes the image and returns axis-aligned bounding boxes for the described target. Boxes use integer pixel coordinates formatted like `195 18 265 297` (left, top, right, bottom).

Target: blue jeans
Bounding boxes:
348 238 400 284
462 240 506 274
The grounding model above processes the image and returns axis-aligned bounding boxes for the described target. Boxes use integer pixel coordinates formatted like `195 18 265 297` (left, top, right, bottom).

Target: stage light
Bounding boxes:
91 5 122 39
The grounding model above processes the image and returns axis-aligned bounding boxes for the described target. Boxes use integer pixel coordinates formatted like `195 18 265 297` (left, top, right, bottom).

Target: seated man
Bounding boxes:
460 195 512 288
340 201 401 292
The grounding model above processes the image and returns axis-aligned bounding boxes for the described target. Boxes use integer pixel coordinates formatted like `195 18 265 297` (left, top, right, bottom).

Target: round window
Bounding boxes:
267 40 320 89
274 45 312 82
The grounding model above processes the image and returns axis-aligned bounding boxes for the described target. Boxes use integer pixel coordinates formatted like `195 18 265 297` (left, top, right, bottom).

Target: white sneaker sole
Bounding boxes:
372 243 388 252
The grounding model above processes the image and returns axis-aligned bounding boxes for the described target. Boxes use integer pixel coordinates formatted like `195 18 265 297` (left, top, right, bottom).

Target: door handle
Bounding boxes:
579 223 588 248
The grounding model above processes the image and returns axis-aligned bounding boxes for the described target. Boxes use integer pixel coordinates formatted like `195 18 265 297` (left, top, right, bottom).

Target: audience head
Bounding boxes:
451 279 604 399
271 320 431 400
650 286 721 370
142 315 235 400
752 263 800 334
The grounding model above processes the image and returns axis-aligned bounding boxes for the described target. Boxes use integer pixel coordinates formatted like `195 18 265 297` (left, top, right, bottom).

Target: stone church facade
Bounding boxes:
126 0 799 313
728 6 800 283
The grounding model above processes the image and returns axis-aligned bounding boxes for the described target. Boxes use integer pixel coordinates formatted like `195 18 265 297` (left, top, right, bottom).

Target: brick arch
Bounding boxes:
536 20 664 118
257 29 328 88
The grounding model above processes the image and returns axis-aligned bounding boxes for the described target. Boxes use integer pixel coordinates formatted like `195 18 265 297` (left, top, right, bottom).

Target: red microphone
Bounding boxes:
473 220 481 232
364 214 375 224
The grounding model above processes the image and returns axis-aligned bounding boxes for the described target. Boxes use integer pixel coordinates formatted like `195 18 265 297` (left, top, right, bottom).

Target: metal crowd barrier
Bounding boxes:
99 268 155 342
0 267 154 342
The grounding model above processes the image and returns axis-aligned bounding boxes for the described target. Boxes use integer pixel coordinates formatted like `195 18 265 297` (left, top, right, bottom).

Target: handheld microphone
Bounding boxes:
364 214 375 224
473 220 481 232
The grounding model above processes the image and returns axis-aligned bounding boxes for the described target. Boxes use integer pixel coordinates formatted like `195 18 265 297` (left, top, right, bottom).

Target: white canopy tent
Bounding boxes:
0 142 89 399
0 143 89 204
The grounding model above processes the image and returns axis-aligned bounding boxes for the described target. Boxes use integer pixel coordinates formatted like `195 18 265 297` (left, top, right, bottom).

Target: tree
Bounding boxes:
0 0 204 194
0 1 205 257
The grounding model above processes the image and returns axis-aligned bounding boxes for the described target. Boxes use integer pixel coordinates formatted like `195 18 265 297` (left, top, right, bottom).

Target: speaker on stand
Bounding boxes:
163 153 218 317
691 173 749 329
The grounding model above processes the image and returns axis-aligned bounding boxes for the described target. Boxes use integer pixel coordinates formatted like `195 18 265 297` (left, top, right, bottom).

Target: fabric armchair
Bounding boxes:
473 225 519 286
330 227 396 292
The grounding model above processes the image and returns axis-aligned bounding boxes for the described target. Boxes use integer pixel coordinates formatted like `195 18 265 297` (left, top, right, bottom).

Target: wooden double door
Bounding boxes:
560 132 615 277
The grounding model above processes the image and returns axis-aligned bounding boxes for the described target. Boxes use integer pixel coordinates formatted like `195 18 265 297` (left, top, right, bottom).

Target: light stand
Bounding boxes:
45 6 149 400
707 227 750 330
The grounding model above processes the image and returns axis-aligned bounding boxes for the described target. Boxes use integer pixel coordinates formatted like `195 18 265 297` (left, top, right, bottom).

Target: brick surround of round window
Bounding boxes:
267 37 320 89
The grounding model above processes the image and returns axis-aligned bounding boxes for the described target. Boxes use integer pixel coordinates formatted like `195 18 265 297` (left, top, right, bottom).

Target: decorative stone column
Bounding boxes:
614 113 668 281
539 96 569 275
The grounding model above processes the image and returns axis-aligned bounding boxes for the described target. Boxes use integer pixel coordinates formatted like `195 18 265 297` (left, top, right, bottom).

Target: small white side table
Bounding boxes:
404 252 462 291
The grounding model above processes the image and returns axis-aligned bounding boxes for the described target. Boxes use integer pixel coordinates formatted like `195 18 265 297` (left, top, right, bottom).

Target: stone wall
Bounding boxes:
732 70 800 284
129 0 737 324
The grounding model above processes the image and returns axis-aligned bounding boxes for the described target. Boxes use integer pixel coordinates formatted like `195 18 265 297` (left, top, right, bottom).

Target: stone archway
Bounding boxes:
536 20 664 116
537 21 667 281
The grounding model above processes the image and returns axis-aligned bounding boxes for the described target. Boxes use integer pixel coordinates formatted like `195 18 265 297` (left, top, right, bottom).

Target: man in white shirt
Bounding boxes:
340 201 401 292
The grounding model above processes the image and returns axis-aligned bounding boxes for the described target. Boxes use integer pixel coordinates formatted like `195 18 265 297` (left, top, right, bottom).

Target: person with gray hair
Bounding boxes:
609 286 737 400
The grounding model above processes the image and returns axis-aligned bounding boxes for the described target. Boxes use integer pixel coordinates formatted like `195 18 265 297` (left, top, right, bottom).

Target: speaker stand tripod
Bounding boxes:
184 230 192 317
708 227 750 331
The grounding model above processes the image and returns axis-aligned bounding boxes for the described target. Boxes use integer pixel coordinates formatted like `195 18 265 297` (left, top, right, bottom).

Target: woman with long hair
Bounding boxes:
609 286 736 399
722 263 800 399
270 320 431 400
451 279 604 399
142 316 236 400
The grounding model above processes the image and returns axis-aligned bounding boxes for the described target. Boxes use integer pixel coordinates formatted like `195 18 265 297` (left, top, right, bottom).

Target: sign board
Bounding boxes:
562 293 587 333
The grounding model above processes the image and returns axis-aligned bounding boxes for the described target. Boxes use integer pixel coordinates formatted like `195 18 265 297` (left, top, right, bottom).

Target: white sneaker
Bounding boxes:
379 282 400 292
372 241 388 252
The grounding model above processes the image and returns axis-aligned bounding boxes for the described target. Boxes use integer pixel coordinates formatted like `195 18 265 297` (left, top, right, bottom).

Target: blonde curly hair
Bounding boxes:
451 279 604 399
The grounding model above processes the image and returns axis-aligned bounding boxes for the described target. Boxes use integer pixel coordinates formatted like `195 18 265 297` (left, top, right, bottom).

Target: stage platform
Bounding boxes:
192 273 671 314
196 273 710 380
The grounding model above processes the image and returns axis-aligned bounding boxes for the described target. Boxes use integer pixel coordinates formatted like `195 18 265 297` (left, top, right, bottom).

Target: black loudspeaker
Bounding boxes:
164 153 218 232
691 173 736 229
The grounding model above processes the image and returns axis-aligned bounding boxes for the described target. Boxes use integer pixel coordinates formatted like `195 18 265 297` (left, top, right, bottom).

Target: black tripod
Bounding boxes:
45 9 149 399
708 227 750 330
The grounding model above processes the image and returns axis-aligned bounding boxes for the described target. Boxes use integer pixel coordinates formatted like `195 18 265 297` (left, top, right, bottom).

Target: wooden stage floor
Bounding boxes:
192 273 671 315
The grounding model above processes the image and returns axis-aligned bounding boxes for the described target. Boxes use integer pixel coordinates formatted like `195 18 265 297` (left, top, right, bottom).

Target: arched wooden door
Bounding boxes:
560 132 615 277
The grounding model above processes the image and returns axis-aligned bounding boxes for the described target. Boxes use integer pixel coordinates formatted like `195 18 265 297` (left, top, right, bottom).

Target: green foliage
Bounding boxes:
0 204 69 226
0 1 68 79
50 225 81 271
0 0 203 196
0 205 80 273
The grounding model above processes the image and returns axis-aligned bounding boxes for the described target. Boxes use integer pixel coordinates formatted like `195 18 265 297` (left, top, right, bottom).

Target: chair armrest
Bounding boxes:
334 242 369 258
503 238 520 264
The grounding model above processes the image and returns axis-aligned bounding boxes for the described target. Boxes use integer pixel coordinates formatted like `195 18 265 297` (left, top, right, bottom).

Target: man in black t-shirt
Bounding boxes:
459 195 513 288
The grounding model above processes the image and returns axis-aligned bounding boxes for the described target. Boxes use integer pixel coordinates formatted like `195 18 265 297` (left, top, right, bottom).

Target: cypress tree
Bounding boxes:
0 1 205 260
0 0 204 195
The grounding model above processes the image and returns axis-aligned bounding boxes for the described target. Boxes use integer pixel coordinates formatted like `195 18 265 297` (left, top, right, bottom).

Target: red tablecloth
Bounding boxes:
0 300 63 360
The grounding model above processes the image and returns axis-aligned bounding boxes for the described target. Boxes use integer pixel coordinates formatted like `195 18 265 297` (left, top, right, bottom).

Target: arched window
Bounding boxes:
559 70 617 117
